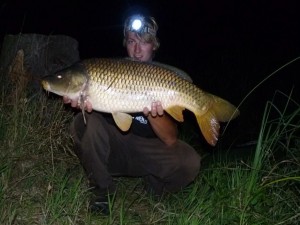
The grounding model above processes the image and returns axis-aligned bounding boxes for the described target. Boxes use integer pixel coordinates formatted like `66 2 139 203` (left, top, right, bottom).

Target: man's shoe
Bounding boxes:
89 196 110 215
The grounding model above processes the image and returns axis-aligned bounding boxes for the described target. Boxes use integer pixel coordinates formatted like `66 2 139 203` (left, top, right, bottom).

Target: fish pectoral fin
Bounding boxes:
196 111 220 146
112 112 133 132
165 106 185 122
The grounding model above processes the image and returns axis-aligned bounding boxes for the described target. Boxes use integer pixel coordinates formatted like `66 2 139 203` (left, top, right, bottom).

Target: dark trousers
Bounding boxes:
70 112 201 195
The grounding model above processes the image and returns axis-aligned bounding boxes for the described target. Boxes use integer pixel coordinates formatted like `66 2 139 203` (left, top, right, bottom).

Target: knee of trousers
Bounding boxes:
70 112 108 143
176 143 201 179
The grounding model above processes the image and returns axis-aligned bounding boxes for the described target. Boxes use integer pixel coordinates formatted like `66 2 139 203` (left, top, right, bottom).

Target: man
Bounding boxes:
64 14 201 215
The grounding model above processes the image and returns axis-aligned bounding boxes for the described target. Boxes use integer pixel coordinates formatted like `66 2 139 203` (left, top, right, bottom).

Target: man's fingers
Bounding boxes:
156 102 164 116
85 100 93 113
63 96 71 104
143 107 150 116
63 96 93 112
151 102 157 117
143 101 164 117
71 100 78 108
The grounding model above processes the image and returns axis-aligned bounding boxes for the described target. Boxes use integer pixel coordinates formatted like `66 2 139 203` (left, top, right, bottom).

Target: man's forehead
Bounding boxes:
127 31 144 40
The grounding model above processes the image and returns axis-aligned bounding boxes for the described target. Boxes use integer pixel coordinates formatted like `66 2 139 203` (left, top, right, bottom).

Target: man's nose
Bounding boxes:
134 43 141 53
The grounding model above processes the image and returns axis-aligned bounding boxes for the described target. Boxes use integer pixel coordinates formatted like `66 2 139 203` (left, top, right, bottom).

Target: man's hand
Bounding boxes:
63 96 93 113
142 101 178 146
143 101 164 117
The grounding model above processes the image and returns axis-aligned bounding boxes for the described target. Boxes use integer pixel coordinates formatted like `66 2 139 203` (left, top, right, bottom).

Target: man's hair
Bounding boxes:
123 15 160 51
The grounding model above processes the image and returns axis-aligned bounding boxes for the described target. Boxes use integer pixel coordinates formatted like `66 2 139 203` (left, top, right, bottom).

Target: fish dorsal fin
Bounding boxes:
165 106 185 122
112 112 133 131
196 111 220 146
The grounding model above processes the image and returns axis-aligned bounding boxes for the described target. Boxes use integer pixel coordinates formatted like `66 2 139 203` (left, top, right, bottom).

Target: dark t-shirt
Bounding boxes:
104 113 156 138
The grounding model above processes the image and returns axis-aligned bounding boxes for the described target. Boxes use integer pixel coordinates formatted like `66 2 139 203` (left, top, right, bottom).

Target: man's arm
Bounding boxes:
143 101 178 146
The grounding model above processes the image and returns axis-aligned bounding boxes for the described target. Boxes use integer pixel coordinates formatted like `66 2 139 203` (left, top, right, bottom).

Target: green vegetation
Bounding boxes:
0 67 299 224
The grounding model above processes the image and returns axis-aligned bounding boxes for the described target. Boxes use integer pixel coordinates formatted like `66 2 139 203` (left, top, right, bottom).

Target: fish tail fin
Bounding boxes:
196 95 240 146
210 95 240 122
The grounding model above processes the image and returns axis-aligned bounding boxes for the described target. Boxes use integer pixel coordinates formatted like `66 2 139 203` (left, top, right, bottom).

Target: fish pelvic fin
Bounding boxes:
196 95 240 146
112 112 133 132
165 106 185 122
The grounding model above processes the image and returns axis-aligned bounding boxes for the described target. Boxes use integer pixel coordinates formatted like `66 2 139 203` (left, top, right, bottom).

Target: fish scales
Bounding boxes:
41 58 240 146
83 58 207 114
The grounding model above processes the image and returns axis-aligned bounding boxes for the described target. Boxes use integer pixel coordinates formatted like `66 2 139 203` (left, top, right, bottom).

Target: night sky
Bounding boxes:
1 0 299 146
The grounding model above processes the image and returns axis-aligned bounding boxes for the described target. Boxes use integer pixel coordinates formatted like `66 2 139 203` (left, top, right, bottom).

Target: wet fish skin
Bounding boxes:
41 58 240 146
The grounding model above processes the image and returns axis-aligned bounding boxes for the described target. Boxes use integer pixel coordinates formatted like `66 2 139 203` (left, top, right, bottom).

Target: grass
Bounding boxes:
0 62 299 224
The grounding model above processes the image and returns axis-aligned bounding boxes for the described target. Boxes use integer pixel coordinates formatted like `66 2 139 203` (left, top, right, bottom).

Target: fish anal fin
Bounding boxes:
165 106 185 122
194 95 239 146
196 111 220 146
112 112 133 131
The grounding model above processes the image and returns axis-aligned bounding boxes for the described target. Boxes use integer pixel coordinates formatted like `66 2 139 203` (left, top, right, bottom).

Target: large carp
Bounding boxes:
41 58 240 146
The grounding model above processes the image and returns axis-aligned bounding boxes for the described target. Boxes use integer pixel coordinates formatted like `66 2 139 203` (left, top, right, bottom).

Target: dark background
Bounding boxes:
1 0 299 147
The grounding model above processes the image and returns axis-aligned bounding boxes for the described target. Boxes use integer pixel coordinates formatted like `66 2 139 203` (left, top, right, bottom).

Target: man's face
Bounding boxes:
125 31 155 62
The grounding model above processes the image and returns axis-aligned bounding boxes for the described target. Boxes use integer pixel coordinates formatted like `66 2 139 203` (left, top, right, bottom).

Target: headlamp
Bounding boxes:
124 15 157 36
131 19 143 30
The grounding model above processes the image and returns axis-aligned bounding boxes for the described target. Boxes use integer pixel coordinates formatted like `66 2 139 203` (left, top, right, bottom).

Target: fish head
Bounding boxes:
41 64 87 99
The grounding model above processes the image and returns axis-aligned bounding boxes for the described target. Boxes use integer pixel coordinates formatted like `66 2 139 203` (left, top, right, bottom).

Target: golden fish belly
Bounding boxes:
87 77 203 114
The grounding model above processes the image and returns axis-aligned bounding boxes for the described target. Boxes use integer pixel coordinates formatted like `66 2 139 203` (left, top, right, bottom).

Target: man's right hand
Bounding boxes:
63 96 93 113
